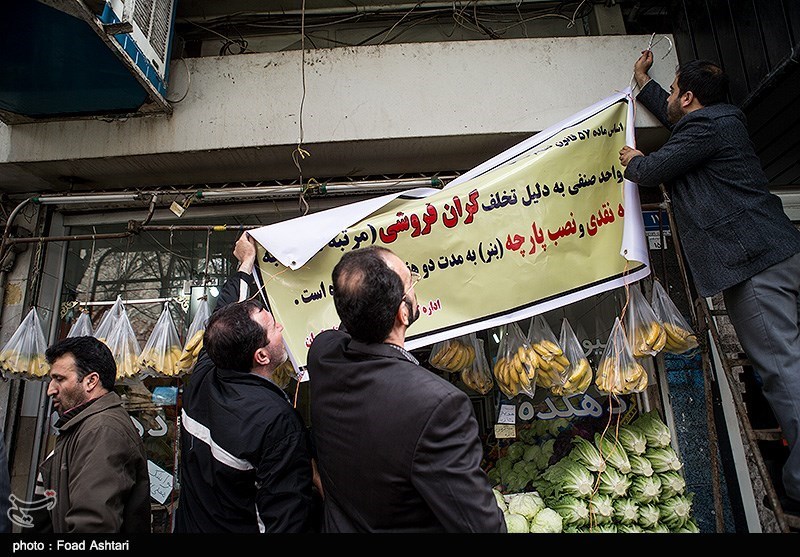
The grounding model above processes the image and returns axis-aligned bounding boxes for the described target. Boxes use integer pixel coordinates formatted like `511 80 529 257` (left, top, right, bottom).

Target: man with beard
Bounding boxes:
307 246 506 533
174 233 317 532
33 336 150 533
620 52 800 514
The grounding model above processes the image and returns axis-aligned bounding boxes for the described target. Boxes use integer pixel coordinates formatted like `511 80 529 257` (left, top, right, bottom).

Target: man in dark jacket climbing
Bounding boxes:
620 51 800 513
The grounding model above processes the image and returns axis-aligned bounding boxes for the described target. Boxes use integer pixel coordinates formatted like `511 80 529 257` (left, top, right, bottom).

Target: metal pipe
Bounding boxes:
0 197 34 265
29 176 450 207
179 0 562 21
33 193 141 205
194 178 446 199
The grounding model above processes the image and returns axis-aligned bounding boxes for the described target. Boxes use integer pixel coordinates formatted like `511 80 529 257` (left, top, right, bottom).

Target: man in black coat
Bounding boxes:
174 233 318 533
620 51 800 512
307 246 506 533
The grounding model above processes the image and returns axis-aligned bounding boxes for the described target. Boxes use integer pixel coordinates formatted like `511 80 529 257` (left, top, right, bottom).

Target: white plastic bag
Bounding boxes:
104 303 142 380
139 303 182 377
94 297 124 344
67 311 94 338
651 280 699 354
175 298 211 376
0 308 49 379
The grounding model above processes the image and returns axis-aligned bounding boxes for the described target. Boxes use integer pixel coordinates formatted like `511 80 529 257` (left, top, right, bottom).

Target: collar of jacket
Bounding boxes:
347 338 418 364
215 366 291 401
57 391 123 433
674 102 742 132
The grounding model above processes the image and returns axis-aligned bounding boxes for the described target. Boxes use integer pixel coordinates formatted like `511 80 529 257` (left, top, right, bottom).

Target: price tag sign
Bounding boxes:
497 404 516 424
494 424 516 439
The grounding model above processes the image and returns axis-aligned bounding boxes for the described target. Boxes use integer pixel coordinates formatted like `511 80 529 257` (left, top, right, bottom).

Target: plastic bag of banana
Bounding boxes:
625 283 667 358
102 303 142 380
67 310 95 338
0 308 50 379
595 317 649 395
175 298 211 376
94 297 124 342
525 315 570 390
650 280 699 354
428 335 476 374
138 303 183 377
493 322 537 399
460 336 494 395
539 318 593 396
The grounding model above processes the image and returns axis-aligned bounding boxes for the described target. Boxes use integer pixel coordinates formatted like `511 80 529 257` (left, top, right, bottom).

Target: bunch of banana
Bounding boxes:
175 329 205 375
0 349 49 378
115 349 142 380
594 357 648 394
140 345 184 376
549 358 593 396
531 340 570 386
272 359 296 390
663 323 699 354
429 340 476 372
632 321 667 357
493 345 538 397
461 364 494 395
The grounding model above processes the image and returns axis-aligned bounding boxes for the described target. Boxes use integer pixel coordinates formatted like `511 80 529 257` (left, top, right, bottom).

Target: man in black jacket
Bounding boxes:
620 52 800 512
307 246 506 533
174 233 316 533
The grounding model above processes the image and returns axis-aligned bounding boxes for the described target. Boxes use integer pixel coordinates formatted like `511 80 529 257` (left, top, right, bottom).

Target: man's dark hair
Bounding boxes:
204 299 269 371
45 336 116 391
676 59 729 106
332 246 404 343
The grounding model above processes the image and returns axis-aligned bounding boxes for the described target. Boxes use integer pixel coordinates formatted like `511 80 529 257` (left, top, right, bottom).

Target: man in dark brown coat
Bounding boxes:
30 336 150 533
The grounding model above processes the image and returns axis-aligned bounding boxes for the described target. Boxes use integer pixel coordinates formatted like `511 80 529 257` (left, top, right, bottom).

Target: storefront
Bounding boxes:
0 181 730 534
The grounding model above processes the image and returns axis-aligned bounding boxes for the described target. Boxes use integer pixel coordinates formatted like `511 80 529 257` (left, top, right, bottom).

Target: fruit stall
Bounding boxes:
418 275 702 534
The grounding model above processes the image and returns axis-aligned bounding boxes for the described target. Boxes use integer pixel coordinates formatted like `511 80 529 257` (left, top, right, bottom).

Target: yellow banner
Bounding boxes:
253 91 649 372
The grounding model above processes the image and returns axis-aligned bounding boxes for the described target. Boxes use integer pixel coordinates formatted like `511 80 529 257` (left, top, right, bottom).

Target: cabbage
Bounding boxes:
529 507 563 533
612 498 640 525
549 495 590 527
594 432 631 473
536 439 556 470
505 472 529 493
542 458 595 498
637 503 660 529
630 475 662 504
589 524 618 533
629 454 654 477
569 436 606 472
631 411 671 448
493 488 507 512
588 494 614 524
507 441 527 461
504 512 529 534
645 446 683 473
658 494 694 530
618 425 648 455
659 471 687 498
507 492 544 520
597 467 631 498
547 417 571 437
523 444 540 462
497 456 515 476
675 518 700 533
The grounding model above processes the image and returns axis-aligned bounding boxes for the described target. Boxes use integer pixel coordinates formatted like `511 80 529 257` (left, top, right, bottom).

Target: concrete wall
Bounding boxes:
0 35 677 192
